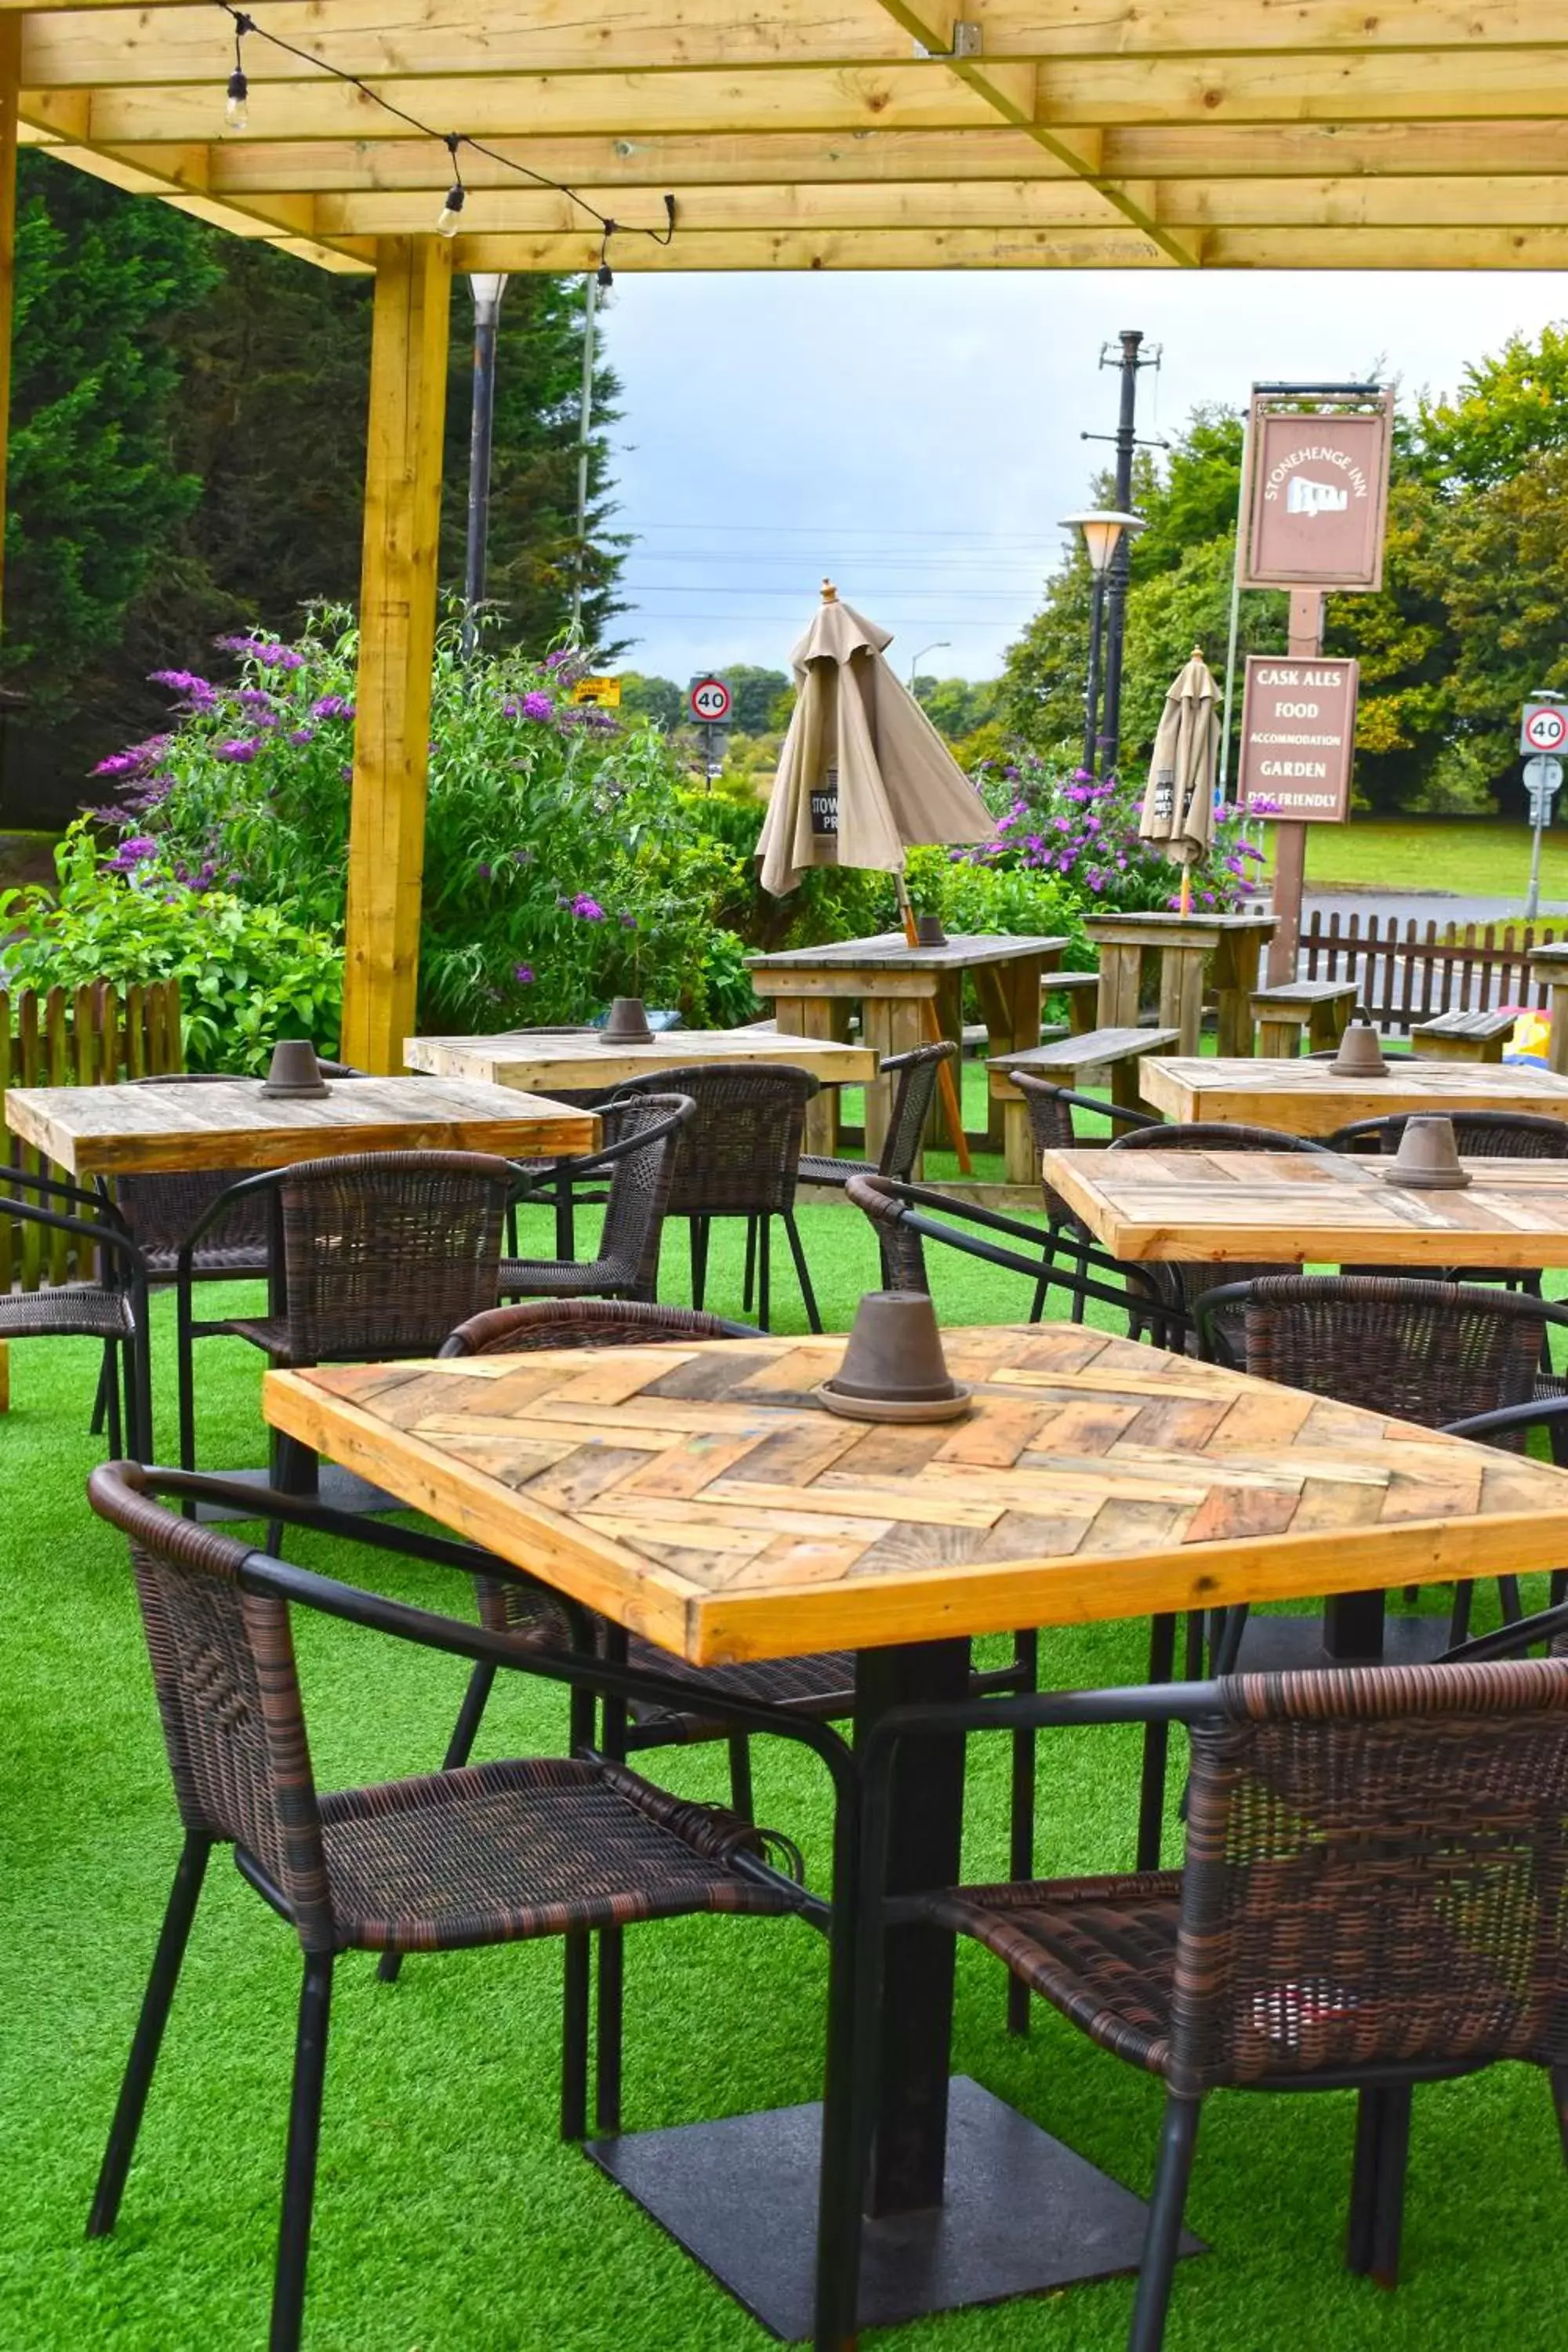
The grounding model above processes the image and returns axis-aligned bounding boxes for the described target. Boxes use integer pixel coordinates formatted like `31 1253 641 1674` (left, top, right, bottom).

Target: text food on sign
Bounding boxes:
1237 656 1359 822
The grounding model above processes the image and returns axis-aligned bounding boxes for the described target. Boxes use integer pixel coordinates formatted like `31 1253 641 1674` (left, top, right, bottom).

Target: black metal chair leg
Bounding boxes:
1446 1581 1475 1646
783 1210 822 1333
1550 2064 1568 2166
561 1930 591 2141
90 1345 113 1437
104 1345 125 1461
596 1927 624 2134
689 1217 710 1312
1497 1573 1524 1624
378 1661 499 1987
1128 2092 1202 2352
727 1734 755 1820
88 1832 212 2238
757 1215 771 1331
1006 1628 1039 2038
176 1290 198 1476
1347 2083 1411 2288
1136 1615 1178 1871
270 1951 333 2352
742 1216 757 1313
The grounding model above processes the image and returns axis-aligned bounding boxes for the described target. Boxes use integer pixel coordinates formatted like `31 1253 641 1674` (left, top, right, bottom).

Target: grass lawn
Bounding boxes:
1273 816 1568 902
4 1196 1566 2352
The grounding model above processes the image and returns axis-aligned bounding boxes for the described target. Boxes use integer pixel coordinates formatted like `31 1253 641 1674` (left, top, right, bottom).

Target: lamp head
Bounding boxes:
1058 508 1146 577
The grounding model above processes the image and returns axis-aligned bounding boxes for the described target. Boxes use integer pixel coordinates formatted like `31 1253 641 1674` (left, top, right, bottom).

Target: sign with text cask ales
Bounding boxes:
1237 655 1359 822
1241 389 1393 591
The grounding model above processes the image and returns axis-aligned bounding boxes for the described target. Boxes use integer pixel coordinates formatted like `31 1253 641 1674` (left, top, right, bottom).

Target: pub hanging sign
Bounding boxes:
1241 386 1394 593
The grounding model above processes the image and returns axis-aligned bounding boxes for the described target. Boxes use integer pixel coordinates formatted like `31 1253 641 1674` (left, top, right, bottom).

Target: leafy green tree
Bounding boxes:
722 664 791 734
618 671 684 728
913 675 1000 742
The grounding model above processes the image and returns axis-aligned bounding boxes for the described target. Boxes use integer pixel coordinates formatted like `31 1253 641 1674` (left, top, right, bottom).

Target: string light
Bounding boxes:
214 2 677 271
224 10 251 130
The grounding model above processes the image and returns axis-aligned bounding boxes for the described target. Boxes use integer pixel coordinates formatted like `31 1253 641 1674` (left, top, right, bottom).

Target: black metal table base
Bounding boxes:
190 1465 403 1522
1236 1611 1450 1675
586 2076 1202 2341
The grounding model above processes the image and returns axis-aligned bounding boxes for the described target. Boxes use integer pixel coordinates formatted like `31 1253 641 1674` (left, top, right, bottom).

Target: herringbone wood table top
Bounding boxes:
1040 1149 1568 1269
1140 1056 1568 1138
264 1323 1568 1668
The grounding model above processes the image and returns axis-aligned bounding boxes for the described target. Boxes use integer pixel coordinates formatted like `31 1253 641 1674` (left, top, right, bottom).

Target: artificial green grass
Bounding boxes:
3 1203 1566 2352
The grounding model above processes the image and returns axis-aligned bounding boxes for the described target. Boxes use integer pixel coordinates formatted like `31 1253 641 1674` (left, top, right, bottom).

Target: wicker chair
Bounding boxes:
1010 1075 1161 1323
0 1168 151 1455
1327 1108 1568 1160
499 1091 691 1305
612 1062 822 1331
798 1040 956 1191
823 1656 1568 2352
174 1149 515 1486
85 1459 819 2352
1195 1274 1568 1663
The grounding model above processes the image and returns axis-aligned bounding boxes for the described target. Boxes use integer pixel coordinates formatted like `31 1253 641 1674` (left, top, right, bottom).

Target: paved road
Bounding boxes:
1301 889 1568 929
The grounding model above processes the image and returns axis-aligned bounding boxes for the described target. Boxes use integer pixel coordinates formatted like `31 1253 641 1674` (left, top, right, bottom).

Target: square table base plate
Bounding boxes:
191 1465 404 1521
586 2075 1201 2341
1236 1612 1450 1674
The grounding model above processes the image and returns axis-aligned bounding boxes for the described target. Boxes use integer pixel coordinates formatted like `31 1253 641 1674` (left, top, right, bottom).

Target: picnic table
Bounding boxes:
263 1319 1568 2338
1083 909 1276 1056
745 931 1068 1177
1139 1054 1568 1140
403 1026 877 1094
2 1073 597 1177
1041 1146 1568 1272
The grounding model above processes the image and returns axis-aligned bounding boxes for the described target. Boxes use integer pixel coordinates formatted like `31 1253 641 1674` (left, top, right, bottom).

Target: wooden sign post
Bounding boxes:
1267 590 1325 984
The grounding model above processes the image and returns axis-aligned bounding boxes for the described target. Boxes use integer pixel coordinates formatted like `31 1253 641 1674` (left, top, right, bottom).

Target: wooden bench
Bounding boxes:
988 1025 1181 1116
1043 971 1100 1036
1249 978 1359 1058
1410 1007 1518 1064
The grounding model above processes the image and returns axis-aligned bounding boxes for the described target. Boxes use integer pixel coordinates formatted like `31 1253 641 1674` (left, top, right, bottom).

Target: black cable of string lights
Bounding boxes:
217 2 675 283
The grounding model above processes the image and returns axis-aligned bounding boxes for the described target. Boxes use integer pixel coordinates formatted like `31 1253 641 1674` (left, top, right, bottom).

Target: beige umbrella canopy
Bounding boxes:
1140 648 1221 913
757 583 996 899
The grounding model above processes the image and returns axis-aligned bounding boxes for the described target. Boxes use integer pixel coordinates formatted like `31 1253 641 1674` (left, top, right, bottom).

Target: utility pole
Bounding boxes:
1083 331 1163 775
568 271 600 641
461 274 507 661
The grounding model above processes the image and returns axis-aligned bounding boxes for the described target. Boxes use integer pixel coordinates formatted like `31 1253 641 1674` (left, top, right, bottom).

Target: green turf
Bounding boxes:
1268 816 1568 904
3 1201 1565 2352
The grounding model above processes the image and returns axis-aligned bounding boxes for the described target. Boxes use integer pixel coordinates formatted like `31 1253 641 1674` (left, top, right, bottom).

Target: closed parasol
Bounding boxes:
1141 647 1221 914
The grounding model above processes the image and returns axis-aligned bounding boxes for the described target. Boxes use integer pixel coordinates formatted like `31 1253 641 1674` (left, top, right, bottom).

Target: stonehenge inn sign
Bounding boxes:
1242 387 1395 592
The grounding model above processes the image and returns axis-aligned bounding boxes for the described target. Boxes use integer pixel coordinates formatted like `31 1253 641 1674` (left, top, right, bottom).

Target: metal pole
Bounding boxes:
569 271 599 641
1082 570 1106 775
1099 328 1142 777
461 274 507 661
1526 777 1546 921
1218 408 1248 800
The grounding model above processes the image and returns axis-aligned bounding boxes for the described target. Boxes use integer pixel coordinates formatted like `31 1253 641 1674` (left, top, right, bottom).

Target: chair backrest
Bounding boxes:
876 1040 957 1181
268 1149 514 1360
114 1074 273 1260
442 1297 759 1356
612 1063 818 1216
1208 1272 1562 1436
1329 1109 1568 1160
1109 1121 1323 1155
1008 1074 1161 1228
1172 1657 1568 2096
585 1090 691 1296
87 1461 336 1950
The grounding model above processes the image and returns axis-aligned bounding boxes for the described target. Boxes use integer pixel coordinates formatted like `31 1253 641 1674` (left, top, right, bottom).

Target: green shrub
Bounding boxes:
0 821 343 1073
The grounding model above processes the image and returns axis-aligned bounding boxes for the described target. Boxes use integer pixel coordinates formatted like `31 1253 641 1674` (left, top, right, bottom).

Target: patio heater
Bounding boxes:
460 272 508 660
1059 508 1144 776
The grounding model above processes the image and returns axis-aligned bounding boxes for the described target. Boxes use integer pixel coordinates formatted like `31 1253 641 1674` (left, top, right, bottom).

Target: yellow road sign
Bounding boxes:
572 675 621 707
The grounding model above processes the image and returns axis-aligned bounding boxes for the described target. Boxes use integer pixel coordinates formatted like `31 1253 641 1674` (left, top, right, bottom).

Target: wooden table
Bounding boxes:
1526 943 1568 1073
1083 909 1276 1057
3 1074 597 1177
404 1025 877 1094
1042 1146 1568 1271
1140 1054 1568 1140
265 1321 1568 2338
746 931 1067 1177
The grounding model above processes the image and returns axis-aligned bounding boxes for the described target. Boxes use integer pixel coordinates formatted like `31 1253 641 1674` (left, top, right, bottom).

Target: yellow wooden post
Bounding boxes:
340 235 452 1074
0 19 19 1413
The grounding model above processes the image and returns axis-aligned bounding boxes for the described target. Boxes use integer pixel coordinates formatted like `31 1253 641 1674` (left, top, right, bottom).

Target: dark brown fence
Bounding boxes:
1298 912 1559 1034
2 979 183 1290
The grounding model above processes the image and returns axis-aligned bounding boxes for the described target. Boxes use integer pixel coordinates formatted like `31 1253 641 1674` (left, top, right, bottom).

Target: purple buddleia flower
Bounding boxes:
619 911 637 929
312 695 354 721
545 648 575 671
150 669 219 710
477 862 493 880
238 688 274 713
216 739 260 764
216 633 305 672
91 749 145 779
519 690 554 721
289 728 315 747
569 893 606 921
107 836 158 873
514 963 535 985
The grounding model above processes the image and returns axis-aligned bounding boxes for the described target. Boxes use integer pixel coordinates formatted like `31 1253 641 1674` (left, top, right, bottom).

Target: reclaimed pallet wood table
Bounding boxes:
1411 1007 1517 1063
2 1074 597 1178
1041 1146 1568 1272
265 1322 1568 2341
404 1025 877 1094
1083 909 1276 1057
1139 1054 1568 1141
745 931 1066 1174
1249 977 1358 1058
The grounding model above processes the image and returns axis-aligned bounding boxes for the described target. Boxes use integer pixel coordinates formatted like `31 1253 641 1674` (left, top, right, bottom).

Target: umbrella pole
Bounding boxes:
895 874 972 1174
1178 866 1192 916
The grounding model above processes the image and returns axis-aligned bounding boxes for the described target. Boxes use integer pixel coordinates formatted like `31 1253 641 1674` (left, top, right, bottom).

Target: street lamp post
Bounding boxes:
1058 509 1145 775
909 639 950 691
461 272 508 661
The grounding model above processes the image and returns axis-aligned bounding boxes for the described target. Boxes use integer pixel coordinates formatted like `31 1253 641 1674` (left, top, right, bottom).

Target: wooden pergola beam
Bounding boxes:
449 223 1173 267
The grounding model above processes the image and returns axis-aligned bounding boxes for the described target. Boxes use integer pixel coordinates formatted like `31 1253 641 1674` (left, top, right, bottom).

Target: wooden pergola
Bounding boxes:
0 2 1562 1068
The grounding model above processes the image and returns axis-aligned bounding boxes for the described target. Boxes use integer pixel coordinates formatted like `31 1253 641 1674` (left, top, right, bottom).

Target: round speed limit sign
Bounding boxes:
1523 702 1568 754
689 676 731 724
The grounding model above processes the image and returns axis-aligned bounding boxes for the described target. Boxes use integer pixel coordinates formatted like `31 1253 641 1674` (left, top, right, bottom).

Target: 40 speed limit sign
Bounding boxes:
689 676 731 724
1521 701 1568 755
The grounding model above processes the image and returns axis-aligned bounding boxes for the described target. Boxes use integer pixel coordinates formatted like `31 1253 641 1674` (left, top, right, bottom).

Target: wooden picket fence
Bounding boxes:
1298 911 1560 1034
2 978 183 1291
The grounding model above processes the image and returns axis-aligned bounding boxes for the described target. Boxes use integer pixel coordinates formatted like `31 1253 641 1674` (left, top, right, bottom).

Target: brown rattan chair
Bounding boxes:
85 1459 821 2352
612 1062 822 1330
1327 1108 1568 1159
1010 1074 1161 1323
798 1039 957 1192
0 1168 152 1456
825 1656 1568 2352
174 1149 515 1486
499 1091 692 1305
1195 1273 1568 1663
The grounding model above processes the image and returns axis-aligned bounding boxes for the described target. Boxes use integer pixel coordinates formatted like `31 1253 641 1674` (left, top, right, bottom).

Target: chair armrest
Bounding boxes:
1441 1397 1568 1445
0 1192 150 1283
506 1092 695 1203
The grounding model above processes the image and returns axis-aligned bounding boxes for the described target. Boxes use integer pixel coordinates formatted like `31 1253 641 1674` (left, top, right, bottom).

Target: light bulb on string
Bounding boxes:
223 10 252 130
597 220 616 289
437 134 466 236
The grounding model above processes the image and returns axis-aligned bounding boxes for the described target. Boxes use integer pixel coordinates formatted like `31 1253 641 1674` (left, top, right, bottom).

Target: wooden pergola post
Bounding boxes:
340 234 452 1075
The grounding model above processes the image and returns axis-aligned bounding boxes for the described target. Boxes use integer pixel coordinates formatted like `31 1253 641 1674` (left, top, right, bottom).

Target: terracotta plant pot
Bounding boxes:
1330 1020 1388 1078
1385 1113 1472 1191
818 1290 971 1425
260 1040 330 1098
599 996 655 1047
914 913 949 948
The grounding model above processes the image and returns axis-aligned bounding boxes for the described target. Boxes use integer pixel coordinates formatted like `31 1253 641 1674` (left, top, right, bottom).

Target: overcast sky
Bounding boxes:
600 270 1568 687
